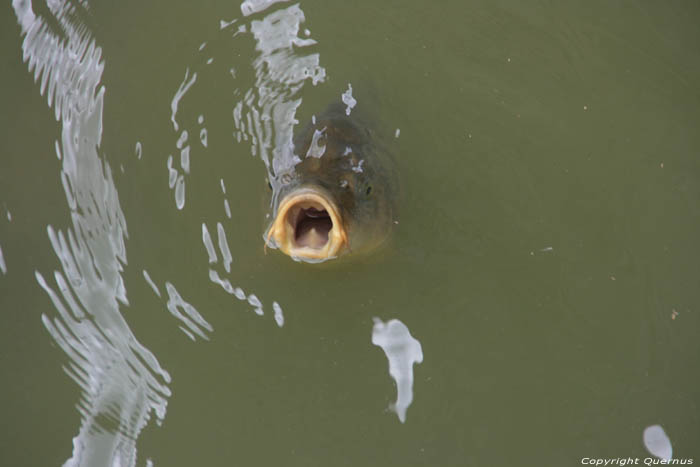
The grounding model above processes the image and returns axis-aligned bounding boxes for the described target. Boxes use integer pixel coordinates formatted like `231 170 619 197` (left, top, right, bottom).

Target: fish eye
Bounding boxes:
366 185 372 196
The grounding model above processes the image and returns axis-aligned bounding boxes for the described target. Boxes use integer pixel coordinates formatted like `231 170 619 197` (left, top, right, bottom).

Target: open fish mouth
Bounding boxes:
266 188 348 261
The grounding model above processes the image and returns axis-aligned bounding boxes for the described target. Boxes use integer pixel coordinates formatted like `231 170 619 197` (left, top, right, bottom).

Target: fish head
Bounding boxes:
264 106 395 263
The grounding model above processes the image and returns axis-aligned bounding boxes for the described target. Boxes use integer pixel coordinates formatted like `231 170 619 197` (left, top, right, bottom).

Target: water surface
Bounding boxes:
1 1 699 466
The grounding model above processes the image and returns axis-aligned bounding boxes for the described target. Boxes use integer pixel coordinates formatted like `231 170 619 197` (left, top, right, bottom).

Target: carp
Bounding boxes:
264 102 397 263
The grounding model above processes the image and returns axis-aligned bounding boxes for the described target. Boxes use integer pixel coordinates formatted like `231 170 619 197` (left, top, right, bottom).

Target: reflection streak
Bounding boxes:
14 0 171 464
0 243 6 274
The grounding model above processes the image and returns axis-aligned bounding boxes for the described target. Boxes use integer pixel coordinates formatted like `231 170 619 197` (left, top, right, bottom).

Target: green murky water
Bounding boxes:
1 1 699 466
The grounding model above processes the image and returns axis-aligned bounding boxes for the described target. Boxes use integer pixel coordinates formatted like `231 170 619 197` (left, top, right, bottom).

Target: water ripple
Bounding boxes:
158 4 315 328
14 0 171 464
203 221 277 318
165 282 213 341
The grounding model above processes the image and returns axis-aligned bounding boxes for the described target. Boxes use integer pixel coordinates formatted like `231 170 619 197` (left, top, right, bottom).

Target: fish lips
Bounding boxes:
265 187 348 262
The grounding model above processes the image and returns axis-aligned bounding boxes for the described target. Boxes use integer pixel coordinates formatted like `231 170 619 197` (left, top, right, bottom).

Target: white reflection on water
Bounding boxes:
143 269 161 297
142 270 212 341
220 179 232 219
171 68 197 132
200 126 209 148
203 221 279 319
372 318 424 423
168 3 325 212
165 282 213 341
0 243 6 274
341 83 356 116
162 1 318 327
168 70 198 210
202 222 219 263
273 301 284 327
241 0 289 17
13 0 171 465
247 293 264 315
643 424 672 460
240 3 326 179
217 222 233 273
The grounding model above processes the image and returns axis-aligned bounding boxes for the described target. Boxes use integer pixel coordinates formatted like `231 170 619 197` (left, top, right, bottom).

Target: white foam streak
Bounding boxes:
372 318 424 423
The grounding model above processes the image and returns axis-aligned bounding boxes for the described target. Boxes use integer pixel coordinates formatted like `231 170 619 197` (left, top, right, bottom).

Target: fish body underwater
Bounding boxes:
265 102 397 263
